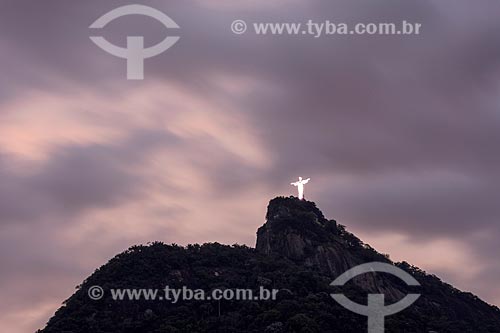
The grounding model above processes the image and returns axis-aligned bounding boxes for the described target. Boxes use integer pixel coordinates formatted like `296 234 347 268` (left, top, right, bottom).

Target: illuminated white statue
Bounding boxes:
291 177 310 200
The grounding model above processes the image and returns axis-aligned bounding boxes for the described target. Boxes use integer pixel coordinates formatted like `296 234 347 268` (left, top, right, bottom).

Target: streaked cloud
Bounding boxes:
0 1 499 332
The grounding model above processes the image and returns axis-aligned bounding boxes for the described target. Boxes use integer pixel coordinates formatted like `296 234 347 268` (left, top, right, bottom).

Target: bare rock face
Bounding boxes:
256 197 358 274
256 196 404 300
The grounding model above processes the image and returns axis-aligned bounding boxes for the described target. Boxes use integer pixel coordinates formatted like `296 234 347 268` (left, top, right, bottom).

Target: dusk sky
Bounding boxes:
1 1 500 332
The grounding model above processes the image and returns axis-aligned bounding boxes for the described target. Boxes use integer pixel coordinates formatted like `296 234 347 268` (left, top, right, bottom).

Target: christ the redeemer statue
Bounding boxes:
291 176 310 200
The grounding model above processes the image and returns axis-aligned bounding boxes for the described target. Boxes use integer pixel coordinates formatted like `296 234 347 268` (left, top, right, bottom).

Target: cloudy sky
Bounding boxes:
1 1 500 332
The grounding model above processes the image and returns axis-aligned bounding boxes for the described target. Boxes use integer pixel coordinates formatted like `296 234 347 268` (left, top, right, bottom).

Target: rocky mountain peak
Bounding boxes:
256 197 355 269
256 196 405 299
38 196 500 332
256 197 338 258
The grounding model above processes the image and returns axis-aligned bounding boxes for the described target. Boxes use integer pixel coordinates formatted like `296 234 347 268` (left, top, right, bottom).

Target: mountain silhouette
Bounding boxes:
39 197 500 332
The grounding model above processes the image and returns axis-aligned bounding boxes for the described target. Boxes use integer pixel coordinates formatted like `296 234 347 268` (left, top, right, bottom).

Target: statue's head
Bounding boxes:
298 176 302 181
